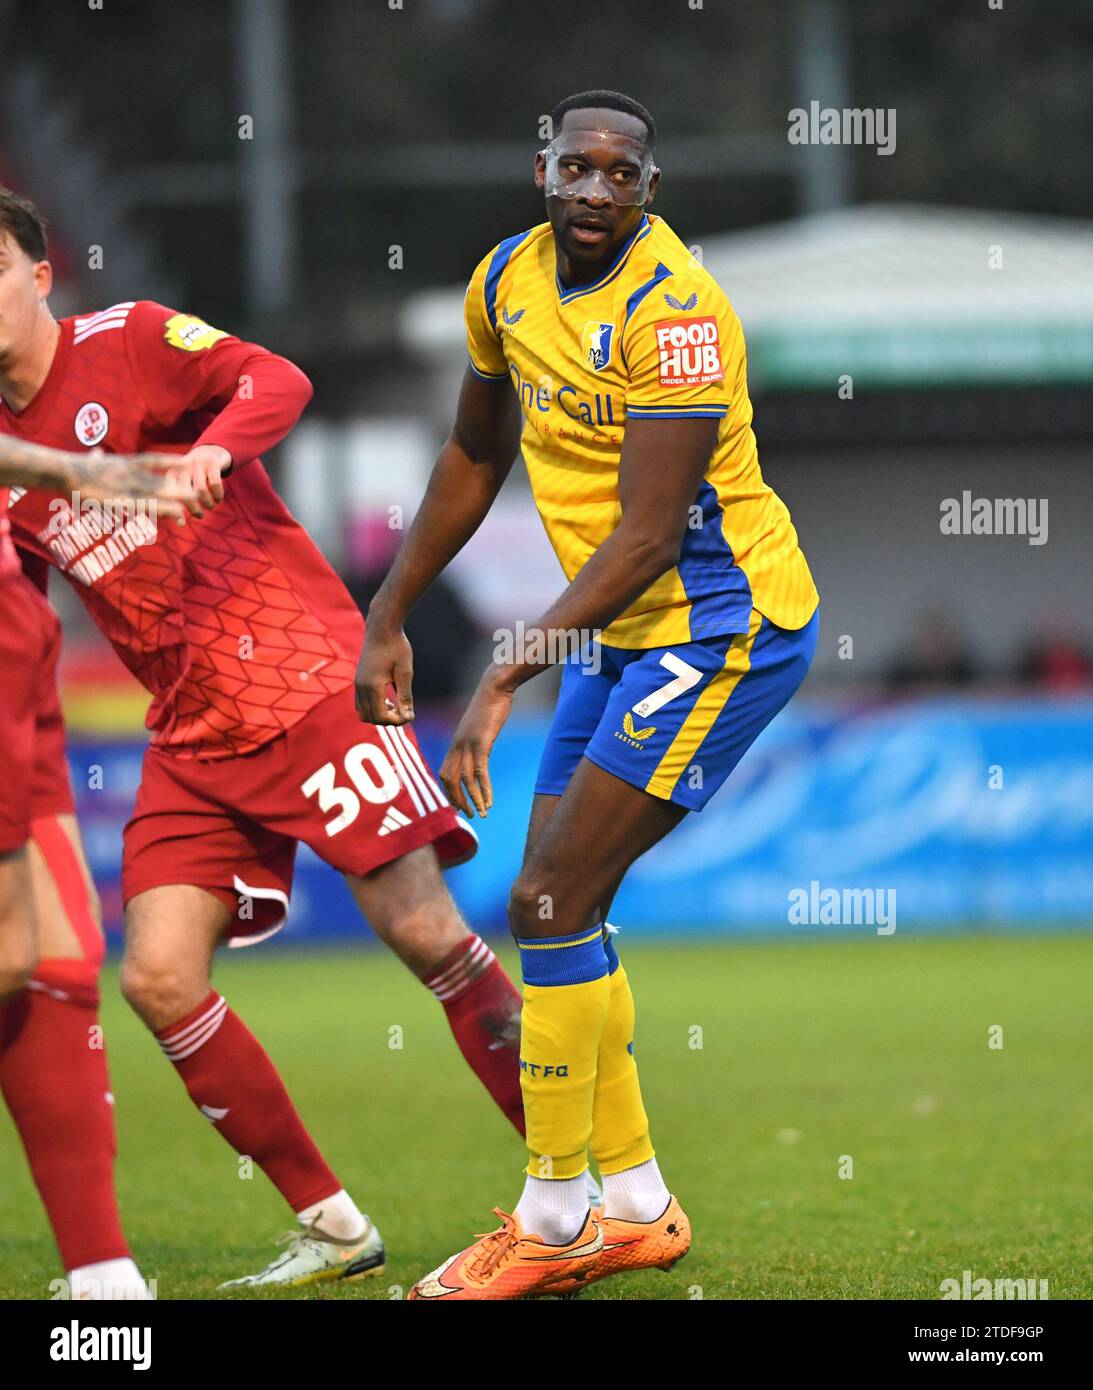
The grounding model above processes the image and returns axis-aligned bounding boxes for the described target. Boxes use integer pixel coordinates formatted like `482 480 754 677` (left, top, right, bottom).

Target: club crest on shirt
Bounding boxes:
163 312 228 353
582 321 616 372
74 401 109 447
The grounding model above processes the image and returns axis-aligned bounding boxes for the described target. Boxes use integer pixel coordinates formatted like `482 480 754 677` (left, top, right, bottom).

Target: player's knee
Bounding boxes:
119 954 201 1030
0 908 37 997
508 870 557 939
0 945 38 999
385 897 470 979
0 858 37 995
509 862 605 940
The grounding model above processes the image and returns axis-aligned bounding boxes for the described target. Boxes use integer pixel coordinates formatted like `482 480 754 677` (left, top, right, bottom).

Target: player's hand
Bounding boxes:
65 448 197 522
164 444 234 518
356 623 416 725
440 670 514 818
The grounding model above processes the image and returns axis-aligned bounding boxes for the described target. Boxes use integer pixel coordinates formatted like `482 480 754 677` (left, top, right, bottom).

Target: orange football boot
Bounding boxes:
408 1207 603 1301
546 1195 692 1295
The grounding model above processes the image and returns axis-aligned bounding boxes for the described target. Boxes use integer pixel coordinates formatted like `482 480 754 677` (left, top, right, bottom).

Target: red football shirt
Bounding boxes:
2 301 363 759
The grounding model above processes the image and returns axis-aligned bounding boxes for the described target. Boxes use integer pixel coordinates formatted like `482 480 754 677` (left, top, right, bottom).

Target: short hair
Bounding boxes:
0 188 48 262
551 90 656 150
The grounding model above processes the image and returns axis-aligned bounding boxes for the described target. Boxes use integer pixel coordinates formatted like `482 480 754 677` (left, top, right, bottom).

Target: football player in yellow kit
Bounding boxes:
357 90 819 1300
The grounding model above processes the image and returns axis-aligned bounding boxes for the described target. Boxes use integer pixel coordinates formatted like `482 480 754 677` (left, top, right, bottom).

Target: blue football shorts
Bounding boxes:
534 607 819 811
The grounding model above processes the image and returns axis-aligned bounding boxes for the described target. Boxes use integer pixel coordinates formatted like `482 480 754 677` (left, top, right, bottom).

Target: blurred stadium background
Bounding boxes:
3 0 1093 1303
1 0 1090 942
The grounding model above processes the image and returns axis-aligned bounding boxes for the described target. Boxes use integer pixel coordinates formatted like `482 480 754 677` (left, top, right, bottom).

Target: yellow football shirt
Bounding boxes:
464 213 818 648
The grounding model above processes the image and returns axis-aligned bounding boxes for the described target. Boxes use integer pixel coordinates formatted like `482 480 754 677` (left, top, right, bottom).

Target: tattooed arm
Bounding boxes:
0 437 191 516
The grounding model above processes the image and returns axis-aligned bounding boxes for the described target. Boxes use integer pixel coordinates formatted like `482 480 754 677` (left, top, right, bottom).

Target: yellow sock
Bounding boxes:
590 934 655 1176
518 928 611 1181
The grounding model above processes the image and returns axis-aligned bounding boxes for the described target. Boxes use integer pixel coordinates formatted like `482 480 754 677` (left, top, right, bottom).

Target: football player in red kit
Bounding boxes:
2 551 153 1300
1 434 188 920
0 187 529 1288
1 430 191 1301
1 445 182 920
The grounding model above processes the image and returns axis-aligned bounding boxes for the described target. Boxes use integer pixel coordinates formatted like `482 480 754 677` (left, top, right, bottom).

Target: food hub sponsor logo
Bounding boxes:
653 317 722 387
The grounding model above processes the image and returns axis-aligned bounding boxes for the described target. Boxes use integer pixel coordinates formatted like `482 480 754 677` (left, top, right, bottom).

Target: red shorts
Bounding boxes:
122 685 477 944
0 575 70 853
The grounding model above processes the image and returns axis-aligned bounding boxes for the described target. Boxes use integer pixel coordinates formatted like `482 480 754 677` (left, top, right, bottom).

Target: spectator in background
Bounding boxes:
343 514 481 705
885 610 980 692
1016 614 1093 693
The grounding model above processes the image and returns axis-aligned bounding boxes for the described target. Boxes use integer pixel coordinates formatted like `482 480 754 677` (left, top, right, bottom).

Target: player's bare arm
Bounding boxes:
440 414 719 817
0 434 192 517
355 367 521 725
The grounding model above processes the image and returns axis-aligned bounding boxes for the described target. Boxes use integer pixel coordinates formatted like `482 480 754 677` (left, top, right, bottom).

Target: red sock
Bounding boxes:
423 935 525 1136
156 991 341 1213
0 960 129 1270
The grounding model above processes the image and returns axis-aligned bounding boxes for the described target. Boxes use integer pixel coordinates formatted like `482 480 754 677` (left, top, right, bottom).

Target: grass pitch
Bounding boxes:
1 933 1089 1300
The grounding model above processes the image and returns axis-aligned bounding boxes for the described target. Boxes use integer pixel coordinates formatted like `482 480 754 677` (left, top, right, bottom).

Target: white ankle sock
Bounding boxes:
68 1257 151 1300
297 1188 368 1241
514 1173 589 1245
602 1158 671 1223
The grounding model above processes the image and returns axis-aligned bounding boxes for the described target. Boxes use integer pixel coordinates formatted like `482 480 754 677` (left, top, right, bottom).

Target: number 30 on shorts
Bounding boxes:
300 743 401 836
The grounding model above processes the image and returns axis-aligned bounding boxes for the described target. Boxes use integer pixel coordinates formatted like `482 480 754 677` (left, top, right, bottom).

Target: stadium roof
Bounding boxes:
404 204 1093 390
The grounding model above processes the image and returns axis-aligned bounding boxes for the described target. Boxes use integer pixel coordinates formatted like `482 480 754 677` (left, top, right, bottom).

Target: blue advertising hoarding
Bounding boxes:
70 697 1093 945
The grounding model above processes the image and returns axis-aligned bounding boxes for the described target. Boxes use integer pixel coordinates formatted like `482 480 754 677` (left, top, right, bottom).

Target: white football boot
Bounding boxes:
219 1214 385 1290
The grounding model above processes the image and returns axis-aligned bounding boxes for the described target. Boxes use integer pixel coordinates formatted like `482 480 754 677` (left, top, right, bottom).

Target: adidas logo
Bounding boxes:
378 806 414 835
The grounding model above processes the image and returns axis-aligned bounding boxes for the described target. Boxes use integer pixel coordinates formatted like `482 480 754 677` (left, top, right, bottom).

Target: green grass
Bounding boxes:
1 934 1090 1299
